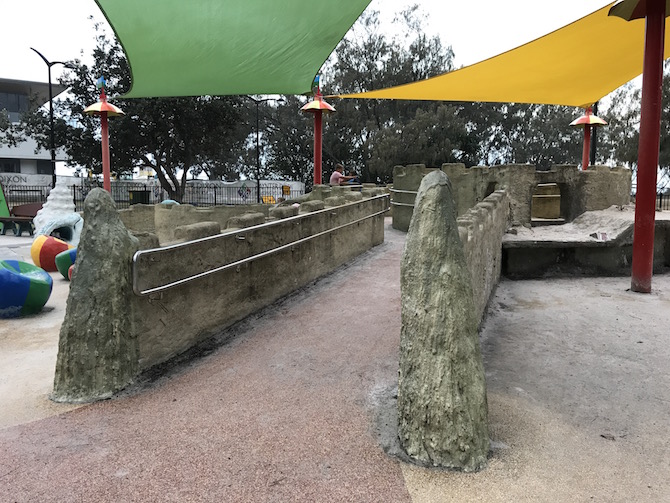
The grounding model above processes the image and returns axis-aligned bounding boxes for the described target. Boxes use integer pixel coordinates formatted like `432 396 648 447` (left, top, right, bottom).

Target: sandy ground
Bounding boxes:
0 235 81 428
1 217 669 502
505 204 670 245
403 274 670 502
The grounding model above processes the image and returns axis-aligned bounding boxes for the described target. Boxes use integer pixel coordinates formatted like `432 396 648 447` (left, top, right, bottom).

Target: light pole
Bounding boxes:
245 96 283 203
31 48 67 189
569 106 606 171
84 77 125 193
300 78 335 187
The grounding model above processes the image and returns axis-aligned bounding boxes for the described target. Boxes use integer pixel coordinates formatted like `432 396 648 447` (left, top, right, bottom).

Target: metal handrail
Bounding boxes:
390 201 415 208
132 196 389 296
389 188 418 195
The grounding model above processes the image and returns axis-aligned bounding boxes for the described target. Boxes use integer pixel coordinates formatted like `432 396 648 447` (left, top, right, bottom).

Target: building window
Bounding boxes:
37 160 52 175
0 92 29 122
0 158 20 173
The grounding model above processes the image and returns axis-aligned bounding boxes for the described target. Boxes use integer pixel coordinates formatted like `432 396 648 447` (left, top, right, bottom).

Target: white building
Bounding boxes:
0 77 67 186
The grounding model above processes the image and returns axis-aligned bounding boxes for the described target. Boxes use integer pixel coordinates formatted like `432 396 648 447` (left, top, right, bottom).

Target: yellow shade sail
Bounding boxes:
338 2 670 108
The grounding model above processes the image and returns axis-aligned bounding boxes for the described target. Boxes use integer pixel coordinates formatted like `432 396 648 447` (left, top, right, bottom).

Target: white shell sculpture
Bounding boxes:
33 178 84 246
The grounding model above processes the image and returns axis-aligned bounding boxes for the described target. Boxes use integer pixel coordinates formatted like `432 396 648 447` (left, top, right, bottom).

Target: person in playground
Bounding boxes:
329 163 359 185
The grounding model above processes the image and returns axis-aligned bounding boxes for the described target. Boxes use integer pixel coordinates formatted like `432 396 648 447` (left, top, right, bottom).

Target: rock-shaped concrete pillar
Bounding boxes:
52 188 140 402
398 170 489 472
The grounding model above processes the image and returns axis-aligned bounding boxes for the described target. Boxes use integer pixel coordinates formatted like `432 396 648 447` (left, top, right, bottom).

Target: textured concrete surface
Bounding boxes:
503 204 670 246
2 219 670 502
133 196 387 372
52 188 140 403
393 164 631 230
399 171 488 471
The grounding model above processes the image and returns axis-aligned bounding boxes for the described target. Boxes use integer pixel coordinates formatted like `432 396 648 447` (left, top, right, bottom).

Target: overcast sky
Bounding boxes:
2 0 612 85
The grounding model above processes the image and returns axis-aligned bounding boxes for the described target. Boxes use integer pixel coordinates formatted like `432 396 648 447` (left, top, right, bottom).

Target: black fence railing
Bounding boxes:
1 185 51 207
2 182 304 212
658 193 670 211
181 184 298 206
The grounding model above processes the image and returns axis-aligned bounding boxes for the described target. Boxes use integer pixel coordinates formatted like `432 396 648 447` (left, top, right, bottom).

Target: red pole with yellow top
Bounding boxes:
301 76 336 186
570 106 607 170
84 77 125 193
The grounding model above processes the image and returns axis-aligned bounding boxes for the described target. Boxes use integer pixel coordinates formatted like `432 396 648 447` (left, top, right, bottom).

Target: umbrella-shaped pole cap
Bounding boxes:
84 87 125 117
83 101 125 117
609 0 670 21
300 93 336 114
569 106 607 127
570 106 606 171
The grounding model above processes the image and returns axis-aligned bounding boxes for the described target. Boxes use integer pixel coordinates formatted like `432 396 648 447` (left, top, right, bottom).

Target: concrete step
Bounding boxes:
531 217 566 227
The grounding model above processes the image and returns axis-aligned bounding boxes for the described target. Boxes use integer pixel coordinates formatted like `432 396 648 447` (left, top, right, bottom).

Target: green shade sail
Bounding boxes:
95 0 372 98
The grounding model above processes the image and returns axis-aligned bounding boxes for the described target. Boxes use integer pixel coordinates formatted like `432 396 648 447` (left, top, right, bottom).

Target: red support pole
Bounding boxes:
314 111 323 186
582 125 591 170
631 0 666 293
101 111 111 193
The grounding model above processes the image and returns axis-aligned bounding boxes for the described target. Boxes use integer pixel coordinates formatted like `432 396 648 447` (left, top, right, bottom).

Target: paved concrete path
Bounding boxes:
0 223 411 502
2 220 669 502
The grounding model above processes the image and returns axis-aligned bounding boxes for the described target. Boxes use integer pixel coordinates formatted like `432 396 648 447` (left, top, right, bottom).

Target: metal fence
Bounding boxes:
180 183 300 207
658 193 670 211
1 185 51 207
2 182 304 212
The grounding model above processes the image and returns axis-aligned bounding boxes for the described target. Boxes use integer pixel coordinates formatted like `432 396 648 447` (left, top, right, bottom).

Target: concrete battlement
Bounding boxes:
51 189 389 401
132 195 388 370
392 163 632 232
457 190 510 324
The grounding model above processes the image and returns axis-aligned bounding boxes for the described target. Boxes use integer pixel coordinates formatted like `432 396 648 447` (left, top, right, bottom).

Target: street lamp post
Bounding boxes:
245 96 283 203
31 48 67 189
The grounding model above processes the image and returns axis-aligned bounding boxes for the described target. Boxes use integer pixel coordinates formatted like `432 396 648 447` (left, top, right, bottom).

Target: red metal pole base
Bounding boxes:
631 0 666 293
582 126 591 170
314 112 323 186
101 112 111 193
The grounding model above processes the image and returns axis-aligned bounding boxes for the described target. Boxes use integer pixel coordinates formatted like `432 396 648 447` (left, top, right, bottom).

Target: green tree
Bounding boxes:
21 27 248 201
601 70 670 191
601 83 640 172
369 104 477 172
265 95 315 187
264 7 466 186
473 103 584 170
324 7 463 183
0 109 23 148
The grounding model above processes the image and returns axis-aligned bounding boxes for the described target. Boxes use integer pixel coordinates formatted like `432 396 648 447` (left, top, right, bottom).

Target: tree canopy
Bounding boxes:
12 6 670 195
21 26 249 201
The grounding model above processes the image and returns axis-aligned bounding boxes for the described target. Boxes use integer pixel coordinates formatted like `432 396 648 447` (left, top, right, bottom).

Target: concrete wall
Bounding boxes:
392 163 632 231
119 203 271 245
120 184 390 245
457 190 510 324
391 164 435 231
393 166 510 324
132 195 388 370
503 219 670 278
